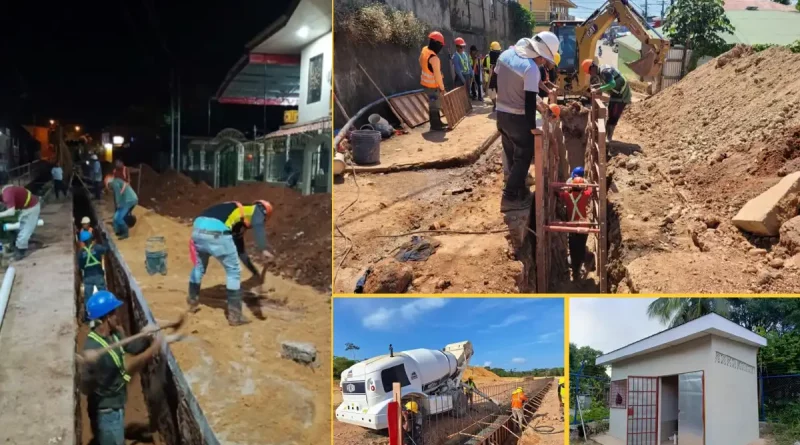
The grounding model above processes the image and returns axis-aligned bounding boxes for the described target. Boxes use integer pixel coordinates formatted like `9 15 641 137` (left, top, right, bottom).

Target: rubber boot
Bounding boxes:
429 111 447 132
607 124 615 143
14 248 27 261
187 282 201 313
226 289 251 326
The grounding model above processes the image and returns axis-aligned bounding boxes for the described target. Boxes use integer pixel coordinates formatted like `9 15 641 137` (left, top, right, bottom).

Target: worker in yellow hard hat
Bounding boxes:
538 52 561 99
511 387 528 431
582 58 631 142
558 377 566 420
483 41 503 110
402 400 422 445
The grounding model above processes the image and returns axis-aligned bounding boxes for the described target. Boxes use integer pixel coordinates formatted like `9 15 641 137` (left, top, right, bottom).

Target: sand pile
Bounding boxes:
463 366 503 382
136 165 331 290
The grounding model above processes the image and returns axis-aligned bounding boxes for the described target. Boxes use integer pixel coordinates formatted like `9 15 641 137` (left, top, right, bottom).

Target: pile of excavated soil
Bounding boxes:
609 45 800 292
463 366 503 382
135 165 331 290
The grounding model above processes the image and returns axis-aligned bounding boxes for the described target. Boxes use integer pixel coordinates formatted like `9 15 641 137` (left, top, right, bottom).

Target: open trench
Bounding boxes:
72 186 217 445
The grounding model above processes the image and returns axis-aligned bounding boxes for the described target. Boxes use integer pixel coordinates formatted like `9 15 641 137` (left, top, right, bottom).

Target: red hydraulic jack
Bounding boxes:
534 92 609 292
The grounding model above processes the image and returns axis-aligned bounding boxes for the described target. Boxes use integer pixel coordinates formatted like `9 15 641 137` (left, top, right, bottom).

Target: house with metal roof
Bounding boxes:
591 313 767 445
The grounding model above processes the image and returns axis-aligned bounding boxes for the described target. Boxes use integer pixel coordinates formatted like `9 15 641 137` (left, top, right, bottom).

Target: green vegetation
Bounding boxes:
485 366 564 377
664 0 734 58
334 0 428 48
752 39 800 54
333 356 357 378
509 2 536 41
771 0 790 5
569 400 610 423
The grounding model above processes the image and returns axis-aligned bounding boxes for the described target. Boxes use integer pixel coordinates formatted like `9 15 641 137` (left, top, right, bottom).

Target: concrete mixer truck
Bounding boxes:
336 341 474 430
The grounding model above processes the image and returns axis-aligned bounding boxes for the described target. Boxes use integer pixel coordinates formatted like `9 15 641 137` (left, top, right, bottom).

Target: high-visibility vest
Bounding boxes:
87 331 131 389
454 52 470 74
562 189 591 222
230 200 271 229
420 47 439 88
82 245 101 268
511 392 527 409
1 186 32 208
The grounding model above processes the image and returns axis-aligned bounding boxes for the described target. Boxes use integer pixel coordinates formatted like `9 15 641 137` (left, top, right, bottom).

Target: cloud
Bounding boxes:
489 314 529 329
511 357 527 364
536 331 561 344
469 298 542 314
483 361 492 367
362 299 448 330
570 298 665 354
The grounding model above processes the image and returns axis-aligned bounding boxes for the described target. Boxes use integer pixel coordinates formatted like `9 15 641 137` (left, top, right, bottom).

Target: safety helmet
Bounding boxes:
581 59 595 75
454 37 466 46
517 32 559 63
428 31 445 44
255 200 273 219
549 104 561 119
79 229 93 243
572 166 585 178
514 387 523 394
554 53 561 66
86 290 123 320
90 154 98 160
490 41 501 51
81 216 91 225
404 401 419 413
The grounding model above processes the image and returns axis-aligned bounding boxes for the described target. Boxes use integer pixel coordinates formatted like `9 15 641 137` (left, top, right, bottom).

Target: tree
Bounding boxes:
333 356 357 379
509 2 536 41
569 343 607 377
344 342 361 360
664 0 734 58
647 297 731 328
797 0 800 12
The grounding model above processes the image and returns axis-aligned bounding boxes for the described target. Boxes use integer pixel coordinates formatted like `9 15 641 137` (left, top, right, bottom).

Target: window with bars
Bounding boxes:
610 379 628 408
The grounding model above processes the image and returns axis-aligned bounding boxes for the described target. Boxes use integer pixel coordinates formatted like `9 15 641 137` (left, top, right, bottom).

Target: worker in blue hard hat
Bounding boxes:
81 291 162 445
78 229 108 299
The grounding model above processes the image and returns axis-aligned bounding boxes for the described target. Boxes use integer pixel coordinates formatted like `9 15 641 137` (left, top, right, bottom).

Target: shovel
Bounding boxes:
77 312 188 365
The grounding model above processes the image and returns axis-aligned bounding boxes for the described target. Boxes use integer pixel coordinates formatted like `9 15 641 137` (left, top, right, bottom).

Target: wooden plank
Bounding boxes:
533 129 547 293
597 116 608 293
441 86 472 131
389 92 430 128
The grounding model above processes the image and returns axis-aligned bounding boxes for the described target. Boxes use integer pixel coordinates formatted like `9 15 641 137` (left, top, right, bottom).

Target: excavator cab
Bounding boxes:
550 20 582 97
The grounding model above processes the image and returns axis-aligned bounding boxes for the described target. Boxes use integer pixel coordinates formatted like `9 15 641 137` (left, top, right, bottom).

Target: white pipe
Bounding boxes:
3 219 44 232
0 266 17 332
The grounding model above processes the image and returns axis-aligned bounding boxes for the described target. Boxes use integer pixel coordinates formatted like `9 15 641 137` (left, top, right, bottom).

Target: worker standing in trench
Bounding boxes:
582 59 631 143
420 31 448 132
0 183 41 260
187 200 274 326
104 175 138 240
464 376 477 409
511 387 529 432
559 168 593 281
81 291 163 445
402 401 423 445
78 229 108 298
495 32 560 212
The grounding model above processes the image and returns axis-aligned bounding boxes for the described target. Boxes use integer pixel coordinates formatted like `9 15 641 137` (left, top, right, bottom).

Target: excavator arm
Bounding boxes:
574 0 670 92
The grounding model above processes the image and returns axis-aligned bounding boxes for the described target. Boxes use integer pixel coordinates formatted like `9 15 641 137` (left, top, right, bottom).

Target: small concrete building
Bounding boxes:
595 313 766 445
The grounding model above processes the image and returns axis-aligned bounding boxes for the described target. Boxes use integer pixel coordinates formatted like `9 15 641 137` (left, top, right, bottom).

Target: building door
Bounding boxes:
678 371 704 445
626 376 658 445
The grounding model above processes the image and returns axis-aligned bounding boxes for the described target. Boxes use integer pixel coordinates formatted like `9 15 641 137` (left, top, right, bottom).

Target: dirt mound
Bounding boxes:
135 165 331 290
463 366 502 382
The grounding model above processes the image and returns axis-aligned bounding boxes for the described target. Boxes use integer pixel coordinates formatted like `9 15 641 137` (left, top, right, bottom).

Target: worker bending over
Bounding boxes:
81 291 163 445
495 32 560 211
511 387 528 431
559 167 593 281
420 32 447 132
402 401 423 445
78 229 108 299
452 37 472 100
538 53 561 98
0 184 41 260
104 175 138 240
187 200 274 325
482 41 502 110
582 59 631 142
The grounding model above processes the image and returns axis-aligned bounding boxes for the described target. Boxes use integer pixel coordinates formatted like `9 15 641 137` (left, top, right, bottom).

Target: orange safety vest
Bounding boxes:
511 392 528 409
420 47 439 89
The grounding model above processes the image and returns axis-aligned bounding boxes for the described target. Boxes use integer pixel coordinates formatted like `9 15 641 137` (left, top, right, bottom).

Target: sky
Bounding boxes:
570 298 668 355
1 0 294 135
333 298 565 371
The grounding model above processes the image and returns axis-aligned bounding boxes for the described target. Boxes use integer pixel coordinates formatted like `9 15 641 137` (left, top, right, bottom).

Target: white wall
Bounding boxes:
707 335 760 445
298 32 332 124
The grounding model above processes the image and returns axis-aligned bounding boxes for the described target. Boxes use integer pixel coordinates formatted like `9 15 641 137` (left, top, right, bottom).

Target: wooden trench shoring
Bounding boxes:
534 92 608 293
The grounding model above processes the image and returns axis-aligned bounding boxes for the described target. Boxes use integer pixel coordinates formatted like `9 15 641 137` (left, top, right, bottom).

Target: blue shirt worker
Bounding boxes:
78 229 108 299
494 32 560 212
452 37 472 96
81 291 162 445
91 154 103 200
188 200 274 326
51 164 67 199
104 176 138 240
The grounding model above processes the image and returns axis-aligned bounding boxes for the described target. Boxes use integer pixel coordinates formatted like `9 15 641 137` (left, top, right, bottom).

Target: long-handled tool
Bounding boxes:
78 312 188 364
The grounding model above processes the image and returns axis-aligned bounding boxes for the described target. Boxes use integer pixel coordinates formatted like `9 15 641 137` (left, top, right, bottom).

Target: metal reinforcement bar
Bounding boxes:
460 379 553 445
82 192 219 444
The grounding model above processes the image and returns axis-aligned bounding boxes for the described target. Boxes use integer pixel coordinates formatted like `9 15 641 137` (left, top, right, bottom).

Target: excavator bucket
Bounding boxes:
626 43 661 78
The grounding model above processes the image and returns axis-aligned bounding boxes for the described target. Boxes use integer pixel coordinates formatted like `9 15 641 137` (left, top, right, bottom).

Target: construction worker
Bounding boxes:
511 387 528 431
538 53 561 98
402 400 423 445
51 162 67 200
420 31 447 132
112 159 130 183
469 45 483 101
559 168 593 281
78 216 94 243
78 229 108 298
452 37 472 100
187 200 274 325
483 41 502 110
0 184 41 260
495 32 560 212
464 376 477 408
558 377 566 420
582 59 631 142
82 290 163 445
104 175 138 240
90 154 103 200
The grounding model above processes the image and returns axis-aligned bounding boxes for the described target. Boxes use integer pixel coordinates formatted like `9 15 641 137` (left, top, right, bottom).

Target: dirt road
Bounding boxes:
520 382 565 445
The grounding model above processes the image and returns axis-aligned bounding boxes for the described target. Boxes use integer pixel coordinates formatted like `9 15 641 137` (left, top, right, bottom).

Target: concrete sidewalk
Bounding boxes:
0 200 77 444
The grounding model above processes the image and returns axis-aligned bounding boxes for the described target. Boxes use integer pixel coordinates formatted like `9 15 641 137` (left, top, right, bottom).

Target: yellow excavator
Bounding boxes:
550 0 670 97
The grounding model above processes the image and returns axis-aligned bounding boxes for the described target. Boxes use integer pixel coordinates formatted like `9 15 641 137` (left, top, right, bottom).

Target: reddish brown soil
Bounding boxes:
135 165 331 290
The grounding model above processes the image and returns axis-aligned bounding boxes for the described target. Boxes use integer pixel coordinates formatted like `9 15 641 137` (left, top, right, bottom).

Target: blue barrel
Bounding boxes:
350 124 382 165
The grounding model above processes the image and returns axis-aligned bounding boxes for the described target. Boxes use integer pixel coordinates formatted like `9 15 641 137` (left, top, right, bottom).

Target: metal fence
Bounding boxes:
760 373 800 422
402 377 553 445
570 371 611 424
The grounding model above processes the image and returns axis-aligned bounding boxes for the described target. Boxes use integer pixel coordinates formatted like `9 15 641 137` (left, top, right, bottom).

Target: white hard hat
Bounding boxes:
90 154 98 160
516 31 560 64
81 217 91 224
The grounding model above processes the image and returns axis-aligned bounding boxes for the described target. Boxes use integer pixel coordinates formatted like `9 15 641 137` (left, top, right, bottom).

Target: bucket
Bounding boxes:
350 124 381 165
334 152 346 175
368 114 394 139
145 236 168 276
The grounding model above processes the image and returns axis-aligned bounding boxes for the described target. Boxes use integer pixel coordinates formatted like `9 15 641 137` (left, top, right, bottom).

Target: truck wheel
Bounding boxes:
450 391 468 417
